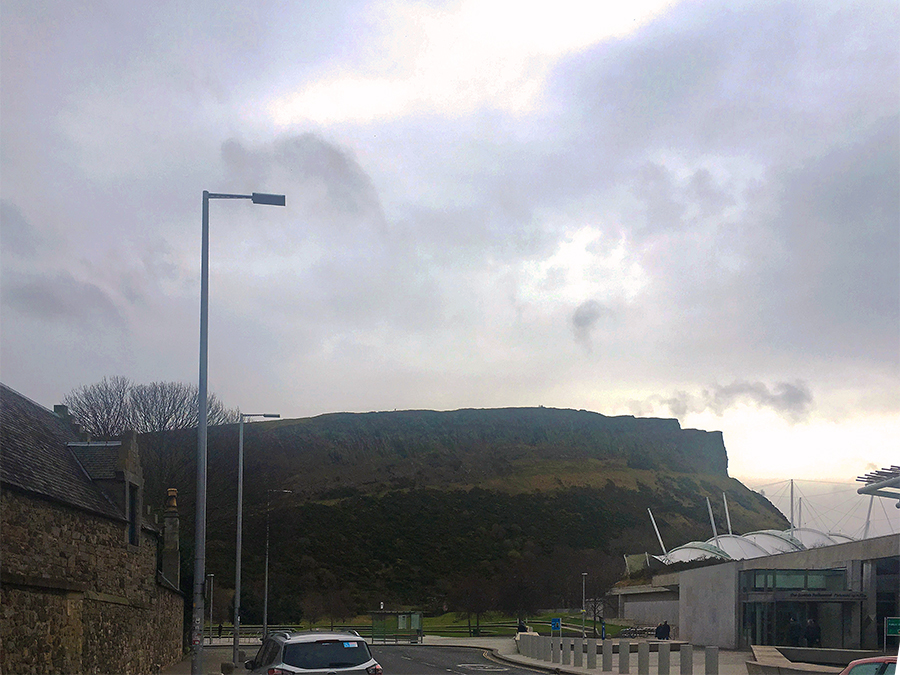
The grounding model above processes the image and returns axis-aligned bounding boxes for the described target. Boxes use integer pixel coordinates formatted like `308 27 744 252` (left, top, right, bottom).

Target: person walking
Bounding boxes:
804 619 821 648
788 617 802 646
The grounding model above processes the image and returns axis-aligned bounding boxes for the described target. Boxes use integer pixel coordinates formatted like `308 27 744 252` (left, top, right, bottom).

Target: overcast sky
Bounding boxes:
2 1 898 502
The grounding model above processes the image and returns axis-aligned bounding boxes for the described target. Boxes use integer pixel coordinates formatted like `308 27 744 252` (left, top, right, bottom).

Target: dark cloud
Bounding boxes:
221 133 385 236
0 201 41 258
2 272 126 328
631 380 814 423
572 300 611 350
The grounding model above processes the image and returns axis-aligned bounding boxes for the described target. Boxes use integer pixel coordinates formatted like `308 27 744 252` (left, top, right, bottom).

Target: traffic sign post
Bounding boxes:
885 617 900 649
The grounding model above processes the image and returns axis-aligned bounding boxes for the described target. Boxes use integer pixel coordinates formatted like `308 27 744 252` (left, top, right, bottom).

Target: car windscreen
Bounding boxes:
282 640 372 669
847 664 895 675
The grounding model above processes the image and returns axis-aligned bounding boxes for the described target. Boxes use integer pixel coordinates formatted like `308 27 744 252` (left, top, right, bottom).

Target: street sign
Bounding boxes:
551 618 561 631
886 617 900 637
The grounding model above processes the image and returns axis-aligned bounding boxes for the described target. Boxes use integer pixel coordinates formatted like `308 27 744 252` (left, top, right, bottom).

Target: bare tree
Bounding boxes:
63 376 134 438
63 377 239 438
130 381 238 432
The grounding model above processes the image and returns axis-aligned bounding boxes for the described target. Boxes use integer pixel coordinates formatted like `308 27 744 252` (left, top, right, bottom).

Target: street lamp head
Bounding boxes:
251 192 286 206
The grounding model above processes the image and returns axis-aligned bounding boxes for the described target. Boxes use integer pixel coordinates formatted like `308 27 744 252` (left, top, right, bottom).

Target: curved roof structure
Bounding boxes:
656 541 730 564
827 533 856 544
650 527 858 565
704 534 770 560
788 528 846 548
742 530 805 554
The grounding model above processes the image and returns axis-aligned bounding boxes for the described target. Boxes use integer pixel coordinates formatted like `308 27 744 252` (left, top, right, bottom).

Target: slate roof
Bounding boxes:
0 383 123 520
69 443 120 480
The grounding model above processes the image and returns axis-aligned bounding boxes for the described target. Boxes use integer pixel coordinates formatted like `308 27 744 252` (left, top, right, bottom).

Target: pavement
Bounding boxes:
160 635 758 675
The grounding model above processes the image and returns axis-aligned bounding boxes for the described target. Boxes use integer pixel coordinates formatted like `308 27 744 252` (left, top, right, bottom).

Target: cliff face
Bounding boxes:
136 406 782 617
238 407 730 492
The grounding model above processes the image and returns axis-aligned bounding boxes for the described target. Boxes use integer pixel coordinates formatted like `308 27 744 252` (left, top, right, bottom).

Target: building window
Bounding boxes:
128 483 139 546
741 569 846 592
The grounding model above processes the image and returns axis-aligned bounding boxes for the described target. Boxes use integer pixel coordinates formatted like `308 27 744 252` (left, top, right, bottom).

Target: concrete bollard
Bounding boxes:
574 638 584 667
618 640 630 674
658 642 670 675
637 642 649 675
562 638 571 665
679 644 692 675
602 639 613 672
587 639 597 670
705 646 718 675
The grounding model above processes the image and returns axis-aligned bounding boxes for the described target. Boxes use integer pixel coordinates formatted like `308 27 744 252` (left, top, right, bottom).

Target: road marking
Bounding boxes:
456 664 509 671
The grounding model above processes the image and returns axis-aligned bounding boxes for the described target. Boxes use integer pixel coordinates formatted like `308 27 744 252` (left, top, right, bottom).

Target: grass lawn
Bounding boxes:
211 612 624 638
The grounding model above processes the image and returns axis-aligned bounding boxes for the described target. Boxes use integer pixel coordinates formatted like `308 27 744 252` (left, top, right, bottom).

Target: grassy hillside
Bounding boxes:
137 406 787 623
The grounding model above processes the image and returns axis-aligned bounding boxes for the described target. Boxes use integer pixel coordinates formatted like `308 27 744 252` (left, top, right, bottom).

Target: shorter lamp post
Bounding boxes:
581 572 587 638
263 488 292 638
207 573 214 645
234 413 280 666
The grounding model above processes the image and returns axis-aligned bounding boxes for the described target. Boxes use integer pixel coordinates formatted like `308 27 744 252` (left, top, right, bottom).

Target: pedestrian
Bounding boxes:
217 623 222 639
655 622 664 640
788 617 801 646
804 619 821 648
661 621 670 640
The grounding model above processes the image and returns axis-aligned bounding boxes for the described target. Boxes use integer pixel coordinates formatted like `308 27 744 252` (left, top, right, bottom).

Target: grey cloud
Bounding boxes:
2 272 126 328
276 134 382 220
704 381 813 419
217 134 447 333
631 380 814 423
572 300 611 351
0 201 41 259
227 134 384 223
761 116 900 366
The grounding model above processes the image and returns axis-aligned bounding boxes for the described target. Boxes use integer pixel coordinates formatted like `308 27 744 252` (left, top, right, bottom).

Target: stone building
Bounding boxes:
0 383 184 674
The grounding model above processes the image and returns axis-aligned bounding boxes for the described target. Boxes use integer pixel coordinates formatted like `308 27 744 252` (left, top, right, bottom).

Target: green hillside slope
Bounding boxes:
138 406 786 622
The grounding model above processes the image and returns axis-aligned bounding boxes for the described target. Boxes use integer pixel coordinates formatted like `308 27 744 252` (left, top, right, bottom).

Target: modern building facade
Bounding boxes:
611 533 898 650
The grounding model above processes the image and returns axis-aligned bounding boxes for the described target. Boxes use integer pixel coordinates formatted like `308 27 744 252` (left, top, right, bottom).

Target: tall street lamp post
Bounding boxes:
581 572 587 638
234 413 280 667
264 488 293 638
192 191 285 675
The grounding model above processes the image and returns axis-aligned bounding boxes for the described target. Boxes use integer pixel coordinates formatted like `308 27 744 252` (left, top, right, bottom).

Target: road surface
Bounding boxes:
370 645 543 675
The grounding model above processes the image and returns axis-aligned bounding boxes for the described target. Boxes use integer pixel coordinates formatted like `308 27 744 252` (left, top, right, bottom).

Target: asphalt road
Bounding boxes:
370 645 544 675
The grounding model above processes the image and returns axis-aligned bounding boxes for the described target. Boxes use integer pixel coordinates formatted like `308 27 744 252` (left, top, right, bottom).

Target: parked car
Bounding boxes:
245 630 383 675
838 655 896 675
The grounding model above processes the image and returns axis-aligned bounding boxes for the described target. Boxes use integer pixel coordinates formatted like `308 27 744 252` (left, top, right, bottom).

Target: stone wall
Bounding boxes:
0 489 183 674
0 586 83 675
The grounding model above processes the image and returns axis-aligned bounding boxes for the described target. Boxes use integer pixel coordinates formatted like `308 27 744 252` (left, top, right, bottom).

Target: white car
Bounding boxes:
246 630 383 675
